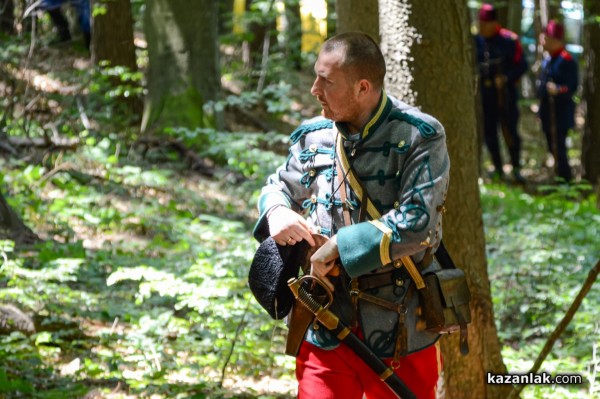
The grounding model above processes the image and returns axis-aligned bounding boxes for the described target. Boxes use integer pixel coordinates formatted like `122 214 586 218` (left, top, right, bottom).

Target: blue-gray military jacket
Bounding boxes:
254 92 450 357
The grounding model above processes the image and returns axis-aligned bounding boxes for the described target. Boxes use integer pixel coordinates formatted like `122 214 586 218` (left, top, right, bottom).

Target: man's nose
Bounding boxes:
310 79 320 97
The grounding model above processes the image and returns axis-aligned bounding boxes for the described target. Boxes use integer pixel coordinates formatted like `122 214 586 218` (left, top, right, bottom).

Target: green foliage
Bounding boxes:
0 126 294 397
1 13 598 398
482 182 600 398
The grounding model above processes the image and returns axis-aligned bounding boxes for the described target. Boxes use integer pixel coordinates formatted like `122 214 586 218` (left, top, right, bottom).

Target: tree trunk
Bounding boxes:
506 0 523 34
0 190 39 246
380 1 510 398
92 0 140 116
335 0 379 41
0 0 14 34
582 1 600 188
141 0 221 134
379 0 418 106
243 0 276 76
92 0 136 70
218 0 235 35
495 0 523 33
283 0 302 70
326 0 336 38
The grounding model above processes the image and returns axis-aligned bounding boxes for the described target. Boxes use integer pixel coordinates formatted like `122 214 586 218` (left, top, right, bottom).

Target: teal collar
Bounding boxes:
335 91 392 141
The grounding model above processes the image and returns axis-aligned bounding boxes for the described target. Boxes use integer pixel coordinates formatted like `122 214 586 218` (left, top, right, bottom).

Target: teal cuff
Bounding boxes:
257 191 291 217
337 222 385 278
253 192 291 241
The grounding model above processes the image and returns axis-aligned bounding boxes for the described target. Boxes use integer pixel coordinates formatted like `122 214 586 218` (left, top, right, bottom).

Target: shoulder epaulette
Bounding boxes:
499 28 518 41
389 109 437 138
290 119 334 144
560 49 573 61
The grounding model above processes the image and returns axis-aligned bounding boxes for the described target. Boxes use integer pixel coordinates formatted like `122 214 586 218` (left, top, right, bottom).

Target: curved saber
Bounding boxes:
288 276 416 399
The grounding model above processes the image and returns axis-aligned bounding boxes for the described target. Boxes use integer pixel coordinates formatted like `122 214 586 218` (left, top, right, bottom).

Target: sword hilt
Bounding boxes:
288 276 339 330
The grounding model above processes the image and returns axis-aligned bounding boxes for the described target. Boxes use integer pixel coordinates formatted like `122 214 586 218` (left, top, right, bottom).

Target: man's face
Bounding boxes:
541 33 559 52
310 49 361 124
479 21 497 38
540 33 549 50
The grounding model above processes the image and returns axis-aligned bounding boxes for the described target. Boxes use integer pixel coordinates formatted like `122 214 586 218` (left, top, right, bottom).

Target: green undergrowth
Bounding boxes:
482 182 600 399
0 131 293 398
0 131 599 398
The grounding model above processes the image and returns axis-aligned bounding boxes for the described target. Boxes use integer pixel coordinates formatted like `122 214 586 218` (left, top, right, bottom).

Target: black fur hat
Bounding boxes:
249 235 327 320
248 237 310 320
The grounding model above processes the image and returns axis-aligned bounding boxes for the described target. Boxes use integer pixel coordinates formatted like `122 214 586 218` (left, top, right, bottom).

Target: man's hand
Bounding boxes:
546 81 559 96
494 74 507 89
267 206 316 247
310 235 340 292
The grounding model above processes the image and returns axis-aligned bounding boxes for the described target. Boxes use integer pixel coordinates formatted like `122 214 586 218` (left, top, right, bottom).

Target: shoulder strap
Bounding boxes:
334 132 426 289
434 240 456 270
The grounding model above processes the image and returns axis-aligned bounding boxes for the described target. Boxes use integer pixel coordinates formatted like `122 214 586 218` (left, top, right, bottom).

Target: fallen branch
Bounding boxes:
7 135 80 150
228 105 272 132
0 140 17 155
135 136 216 176
507 259 600 399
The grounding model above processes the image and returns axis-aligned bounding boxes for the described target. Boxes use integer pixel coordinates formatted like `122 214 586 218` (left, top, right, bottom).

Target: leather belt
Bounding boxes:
358 270 396 291
357 256 433 291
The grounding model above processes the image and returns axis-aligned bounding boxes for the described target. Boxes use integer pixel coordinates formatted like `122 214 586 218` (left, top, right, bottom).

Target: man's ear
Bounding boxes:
357 79 371 96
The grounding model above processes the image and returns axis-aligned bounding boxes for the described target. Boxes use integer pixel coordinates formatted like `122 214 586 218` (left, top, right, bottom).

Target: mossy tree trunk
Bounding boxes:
379 1 511 398
141 0 221 134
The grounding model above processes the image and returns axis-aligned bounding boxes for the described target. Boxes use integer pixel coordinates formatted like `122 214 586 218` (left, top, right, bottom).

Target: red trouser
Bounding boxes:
296 340 442 399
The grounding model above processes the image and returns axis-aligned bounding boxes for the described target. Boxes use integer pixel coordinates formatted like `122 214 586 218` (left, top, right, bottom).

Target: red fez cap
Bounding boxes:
478 4 497 22
544 20 564 40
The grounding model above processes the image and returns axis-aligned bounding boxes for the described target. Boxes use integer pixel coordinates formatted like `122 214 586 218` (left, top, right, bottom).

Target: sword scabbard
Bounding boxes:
287 276 416 399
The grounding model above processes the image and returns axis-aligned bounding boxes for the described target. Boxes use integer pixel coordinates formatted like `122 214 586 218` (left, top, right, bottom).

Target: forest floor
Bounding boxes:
1 35 599 399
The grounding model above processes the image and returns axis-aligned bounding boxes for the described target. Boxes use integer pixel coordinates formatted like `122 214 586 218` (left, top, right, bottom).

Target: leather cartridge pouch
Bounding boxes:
418 268 471 354
419 268 471 333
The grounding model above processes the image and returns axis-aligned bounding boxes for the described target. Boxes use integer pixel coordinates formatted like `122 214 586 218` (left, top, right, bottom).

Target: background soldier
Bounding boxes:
41 0 91 49
537 20 578 182
475 3 528 183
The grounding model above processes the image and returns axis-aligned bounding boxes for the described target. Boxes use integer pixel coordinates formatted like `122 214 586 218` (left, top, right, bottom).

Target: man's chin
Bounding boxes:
321 108 335 120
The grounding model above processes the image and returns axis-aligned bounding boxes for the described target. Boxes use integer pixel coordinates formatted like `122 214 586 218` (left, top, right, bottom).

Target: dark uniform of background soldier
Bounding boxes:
40 0 91 49
537 20 578 182
475 3 528 183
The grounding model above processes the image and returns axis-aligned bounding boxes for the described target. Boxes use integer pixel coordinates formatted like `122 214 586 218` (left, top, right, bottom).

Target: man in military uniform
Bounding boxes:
475 3 528 182
537 20 578 182
253 32 449 398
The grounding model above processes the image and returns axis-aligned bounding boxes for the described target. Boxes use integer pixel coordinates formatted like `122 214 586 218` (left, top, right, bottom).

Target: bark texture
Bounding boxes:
582 1 600 188
92 0 137 70
0 190 39 246
336 0 379 42
142 0 221 133
379 1 511 398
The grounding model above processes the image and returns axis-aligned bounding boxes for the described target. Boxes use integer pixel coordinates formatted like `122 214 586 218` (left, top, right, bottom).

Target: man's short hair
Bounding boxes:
321 31 386 90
